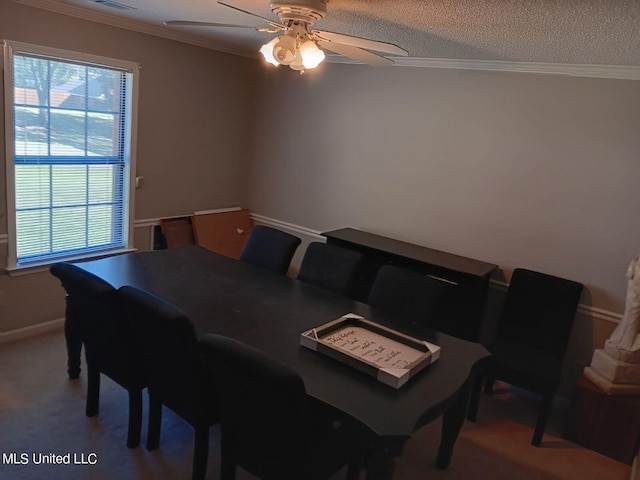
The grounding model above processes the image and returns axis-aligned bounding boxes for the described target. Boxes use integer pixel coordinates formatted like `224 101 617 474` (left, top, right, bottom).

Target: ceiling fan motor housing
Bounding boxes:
270 0 327 24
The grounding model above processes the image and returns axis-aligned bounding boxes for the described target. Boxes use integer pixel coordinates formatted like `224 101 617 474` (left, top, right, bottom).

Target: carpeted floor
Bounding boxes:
0 330 631 480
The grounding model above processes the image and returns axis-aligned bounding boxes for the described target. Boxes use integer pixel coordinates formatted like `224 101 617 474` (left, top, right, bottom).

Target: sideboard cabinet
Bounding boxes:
323 228 498 342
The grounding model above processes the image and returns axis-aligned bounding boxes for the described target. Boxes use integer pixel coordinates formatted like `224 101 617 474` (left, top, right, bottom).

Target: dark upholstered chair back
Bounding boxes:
50 261 144 448
367 264 447 328
297 242 364 296
50 262 122 367
119 286 217 479
200 334 310 479
118 285 215 426
50 261 114 297
199 334 361 480
467 267 583 447
240 225 301 275
495 268 584 360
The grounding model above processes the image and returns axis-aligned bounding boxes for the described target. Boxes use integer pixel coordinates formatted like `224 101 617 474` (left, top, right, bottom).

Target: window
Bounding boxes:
3 41 139 270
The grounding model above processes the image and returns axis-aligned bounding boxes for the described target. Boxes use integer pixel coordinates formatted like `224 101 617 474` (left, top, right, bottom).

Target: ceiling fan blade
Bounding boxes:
217 1 287 30
164 20 268 30
313 30 408 57
316 40 393 67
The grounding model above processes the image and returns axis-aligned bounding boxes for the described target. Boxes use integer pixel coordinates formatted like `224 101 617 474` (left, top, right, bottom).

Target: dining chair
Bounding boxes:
50 262 145 448
367 264 448 329
467 267 583 446
296 242 364 296
633 435 640 475
239 225 301 275
198 333 362 480
118 286 218 480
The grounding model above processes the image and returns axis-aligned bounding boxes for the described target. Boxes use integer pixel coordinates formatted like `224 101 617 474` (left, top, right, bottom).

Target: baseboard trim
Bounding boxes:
0 317 64 344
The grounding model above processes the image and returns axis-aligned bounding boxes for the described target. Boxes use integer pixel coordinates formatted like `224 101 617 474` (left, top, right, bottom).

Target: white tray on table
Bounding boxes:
300 314 440 389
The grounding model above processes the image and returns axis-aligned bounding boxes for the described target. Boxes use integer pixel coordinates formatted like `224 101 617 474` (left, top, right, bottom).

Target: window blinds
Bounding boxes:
11 53 130 266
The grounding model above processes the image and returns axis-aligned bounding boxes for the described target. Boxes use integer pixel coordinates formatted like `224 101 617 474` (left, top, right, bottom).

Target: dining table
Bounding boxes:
64 245 489 480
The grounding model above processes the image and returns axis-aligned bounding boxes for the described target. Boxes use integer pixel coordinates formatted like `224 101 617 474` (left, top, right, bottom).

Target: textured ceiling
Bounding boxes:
17 0 640 66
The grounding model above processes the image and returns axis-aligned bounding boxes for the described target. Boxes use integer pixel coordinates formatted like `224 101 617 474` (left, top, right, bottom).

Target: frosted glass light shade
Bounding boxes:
290 49 305 71
299 40 325 69
272 35 296 65
259 37 280 66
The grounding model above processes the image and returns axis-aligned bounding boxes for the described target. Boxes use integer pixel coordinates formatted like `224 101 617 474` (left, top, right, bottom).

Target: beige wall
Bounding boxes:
1 2 637 399
246 63 640 396
0 1 257 332
248 63 640 314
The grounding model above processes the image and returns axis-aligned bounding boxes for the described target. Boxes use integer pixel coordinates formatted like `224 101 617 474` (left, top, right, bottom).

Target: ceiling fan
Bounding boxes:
164 0 408 73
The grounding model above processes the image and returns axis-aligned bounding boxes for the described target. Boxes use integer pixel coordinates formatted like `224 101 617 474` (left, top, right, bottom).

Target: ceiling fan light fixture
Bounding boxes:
270 0 327 24
173 1 408 72
299 39 325 69
290 48 305 71
272 34 296 65
259 37 280 66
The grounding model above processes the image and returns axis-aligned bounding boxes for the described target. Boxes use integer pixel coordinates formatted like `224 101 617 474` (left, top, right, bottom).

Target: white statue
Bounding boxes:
605 256 640 364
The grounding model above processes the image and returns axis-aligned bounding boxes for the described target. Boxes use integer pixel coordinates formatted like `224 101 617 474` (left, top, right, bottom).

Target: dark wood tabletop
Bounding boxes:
73 246 489 478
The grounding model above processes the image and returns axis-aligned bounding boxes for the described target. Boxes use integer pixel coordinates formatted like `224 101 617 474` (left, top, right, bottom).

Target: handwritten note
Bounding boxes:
321 326 423 369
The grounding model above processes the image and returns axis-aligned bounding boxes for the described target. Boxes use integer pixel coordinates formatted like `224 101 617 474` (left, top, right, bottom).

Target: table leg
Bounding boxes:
64 296 82 379
436 380 470 469
364 437 406 480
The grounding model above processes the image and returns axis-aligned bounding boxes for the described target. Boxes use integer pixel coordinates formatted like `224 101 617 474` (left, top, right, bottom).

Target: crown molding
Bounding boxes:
12 0 640 81
328 55 640 80
11 0 253 58
397 58 640 81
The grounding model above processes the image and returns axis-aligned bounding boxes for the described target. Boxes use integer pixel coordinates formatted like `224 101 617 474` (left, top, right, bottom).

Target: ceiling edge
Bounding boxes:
12 0 640 81
328 56 640 81
11 0 253 58
394 58 640 81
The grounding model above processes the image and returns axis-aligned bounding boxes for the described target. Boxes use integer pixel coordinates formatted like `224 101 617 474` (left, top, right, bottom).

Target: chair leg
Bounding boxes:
146 393 162 451
192 425 210 480
220 456 236 480
64 302 83 379
483 375 495 395
467 372 484 422
345 449 363 480
126 389 143 448
85 364 100 417
532 392 554 447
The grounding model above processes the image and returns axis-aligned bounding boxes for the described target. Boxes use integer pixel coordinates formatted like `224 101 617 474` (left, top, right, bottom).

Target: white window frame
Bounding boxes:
3 40 139 273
